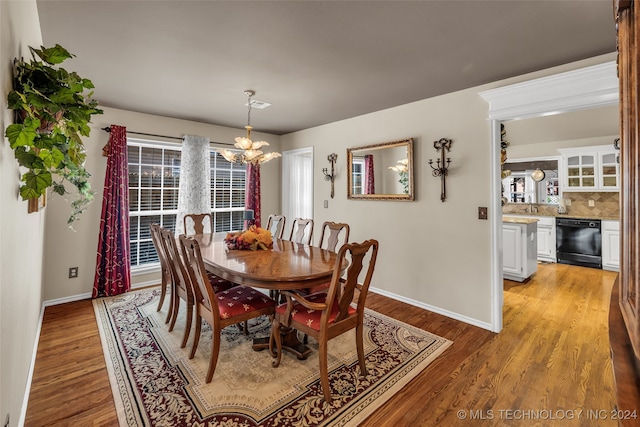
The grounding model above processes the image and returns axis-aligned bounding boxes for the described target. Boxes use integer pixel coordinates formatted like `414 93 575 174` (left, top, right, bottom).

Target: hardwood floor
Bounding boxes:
25 263 624 426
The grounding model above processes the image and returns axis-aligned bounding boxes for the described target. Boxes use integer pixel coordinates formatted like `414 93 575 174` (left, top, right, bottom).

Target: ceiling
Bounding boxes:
36 0 617 136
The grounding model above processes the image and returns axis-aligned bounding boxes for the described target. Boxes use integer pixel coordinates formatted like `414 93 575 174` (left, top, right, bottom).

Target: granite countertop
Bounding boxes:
503 216 540 224
504 213 620 221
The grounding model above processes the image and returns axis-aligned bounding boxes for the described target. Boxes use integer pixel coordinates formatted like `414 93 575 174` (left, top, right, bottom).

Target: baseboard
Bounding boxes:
43 281 160 307
369 286 494 331
19 303 45 427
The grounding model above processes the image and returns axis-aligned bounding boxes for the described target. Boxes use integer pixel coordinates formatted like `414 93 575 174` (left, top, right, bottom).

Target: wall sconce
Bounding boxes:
428 138 453 202
322 153 338 198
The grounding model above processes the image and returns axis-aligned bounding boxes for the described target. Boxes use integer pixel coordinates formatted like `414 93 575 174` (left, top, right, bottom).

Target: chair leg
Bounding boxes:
189 313 202 359
270 318 283 367
181 300 193 349
356 322 368 376
165 285 175 324
206 330 222 383
168 295 180 332
236 320 249 335
319 339 331 402
157 278 166 312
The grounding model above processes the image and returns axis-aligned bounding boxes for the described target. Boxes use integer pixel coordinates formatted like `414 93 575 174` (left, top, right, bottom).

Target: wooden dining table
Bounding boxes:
191 233 339 359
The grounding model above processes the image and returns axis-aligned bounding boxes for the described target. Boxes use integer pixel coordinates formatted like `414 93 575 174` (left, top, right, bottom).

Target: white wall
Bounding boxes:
0 1 45 425
507 135 618 159
280 54 616 328
43 106 281 302
282 88 495 325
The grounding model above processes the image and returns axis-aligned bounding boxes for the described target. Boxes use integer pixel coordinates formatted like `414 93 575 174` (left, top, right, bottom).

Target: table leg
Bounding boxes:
252 326 312 360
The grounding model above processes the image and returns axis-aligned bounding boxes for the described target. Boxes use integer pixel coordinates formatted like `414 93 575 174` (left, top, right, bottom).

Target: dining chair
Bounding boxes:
266 214 286 239
158 226 196 349
300 221 351 296
270 239 379 402
183 213 212 235
288 218 314 245
150 223 173 321
179 235 277 383
184 213 236 291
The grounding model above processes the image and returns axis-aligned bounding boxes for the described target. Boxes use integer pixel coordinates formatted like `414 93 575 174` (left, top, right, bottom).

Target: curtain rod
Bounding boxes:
101 126 233 146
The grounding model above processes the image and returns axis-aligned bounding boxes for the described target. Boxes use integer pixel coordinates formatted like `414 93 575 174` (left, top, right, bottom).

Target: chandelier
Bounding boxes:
219 90 281 164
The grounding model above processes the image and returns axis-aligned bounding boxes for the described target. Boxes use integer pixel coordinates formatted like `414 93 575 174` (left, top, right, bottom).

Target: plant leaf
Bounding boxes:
20 170 52 200
5 119 40 148
38 147 65 169
31 44 73 65
52 182 66 196
13 147 38 168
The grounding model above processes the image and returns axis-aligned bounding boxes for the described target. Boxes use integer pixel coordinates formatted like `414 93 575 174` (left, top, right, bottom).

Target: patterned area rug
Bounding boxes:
93 288 452 426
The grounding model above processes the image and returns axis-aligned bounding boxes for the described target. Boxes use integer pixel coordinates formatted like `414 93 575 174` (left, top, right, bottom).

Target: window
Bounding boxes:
128 138 246 270
351 158 365 195
502 171 560 204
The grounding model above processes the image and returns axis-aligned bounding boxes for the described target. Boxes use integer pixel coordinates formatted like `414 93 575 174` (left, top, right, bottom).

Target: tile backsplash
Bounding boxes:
502 192 619 219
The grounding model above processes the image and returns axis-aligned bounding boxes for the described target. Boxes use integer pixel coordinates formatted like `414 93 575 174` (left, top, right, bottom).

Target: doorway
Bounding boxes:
480 60 619 332
282 147 314 235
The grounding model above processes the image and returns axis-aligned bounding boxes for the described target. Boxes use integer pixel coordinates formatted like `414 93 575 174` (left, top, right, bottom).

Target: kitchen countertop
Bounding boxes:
504 213 619 221
503 216 540 224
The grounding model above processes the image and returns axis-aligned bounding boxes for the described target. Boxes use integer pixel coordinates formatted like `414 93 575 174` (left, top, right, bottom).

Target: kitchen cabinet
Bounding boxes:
503 217 538 282
502 215 556 262
535 216 556 262
602 220 620 271
559 145 619 192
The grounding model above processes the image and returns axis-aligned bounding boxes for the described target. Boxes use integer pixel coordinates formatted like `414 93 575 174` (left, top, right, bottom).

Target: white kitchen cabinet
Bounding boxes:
599 151 620 190
503 215 556 262
503 218 538 282
559 145 620 192
602 220 620 271
535 216 556 262
503 224 523 276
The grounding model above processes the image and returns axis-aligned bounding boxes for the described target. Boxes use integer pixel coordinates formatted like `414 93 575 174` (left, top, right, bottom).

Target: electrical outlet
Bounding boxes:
565 199 571 206
588 199 595 207
478 207 488 220
69 267 78 279
324 200 328 208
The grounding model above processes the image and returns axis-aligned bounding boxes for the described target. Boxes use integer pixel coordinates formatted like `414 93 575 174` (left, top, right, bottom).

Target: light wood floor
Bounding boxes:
25 263 622 426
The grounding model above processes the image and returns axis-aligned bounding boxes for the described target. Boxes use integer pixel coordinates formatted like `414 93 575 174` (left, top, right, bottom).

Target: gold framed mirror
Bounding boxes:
347 138 414 201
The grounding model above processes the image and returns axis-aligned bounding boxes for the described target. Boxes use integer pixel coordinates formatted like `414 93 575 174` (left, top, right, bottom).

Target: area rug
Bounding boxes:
93 288 452 426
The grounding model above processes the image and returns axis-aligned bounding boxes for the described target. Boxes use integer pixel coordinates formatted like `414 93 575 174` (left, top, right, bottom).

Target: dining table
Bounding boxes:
191 232 339 360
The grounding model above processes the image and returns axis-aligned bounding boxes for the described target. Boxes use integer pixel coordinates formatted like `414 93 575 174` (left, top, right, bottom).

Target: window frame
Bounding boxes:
127 137 247 272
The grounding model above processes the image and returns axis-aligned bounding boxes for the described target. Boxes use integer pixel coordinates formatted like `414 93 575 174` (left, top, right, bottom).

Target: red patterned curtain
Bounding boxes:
365 154 375 194
245 162 261 227
93 125 131 297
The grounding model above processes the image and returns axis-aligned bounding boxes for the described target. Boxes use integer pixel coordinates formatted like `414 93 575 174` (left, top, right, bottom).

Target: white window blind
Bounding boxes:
128 138 246 269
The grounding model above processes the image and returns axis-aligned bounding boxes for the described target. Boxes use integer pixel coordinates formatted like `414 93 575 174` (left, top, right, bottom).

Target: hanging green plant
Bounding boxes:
4 44 103 226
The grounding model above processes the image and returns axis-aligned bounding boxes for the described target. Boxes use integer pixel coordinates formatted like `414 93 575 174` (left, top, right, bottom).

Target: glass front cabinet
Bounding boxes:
559 145 619 192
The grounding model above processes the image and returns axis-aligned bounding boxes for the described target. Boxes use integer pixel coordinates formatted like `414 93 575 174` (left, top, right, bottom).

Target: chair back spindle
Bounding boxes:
266 214 286 239
289 218 314 245
319 222 350 252
184 213 212 235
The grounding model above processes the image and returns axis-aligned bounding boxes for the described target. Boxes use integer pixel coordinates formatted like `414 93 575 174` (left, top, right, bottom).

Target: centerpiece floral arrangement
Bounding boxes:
389 158 410 194
224 225 273 250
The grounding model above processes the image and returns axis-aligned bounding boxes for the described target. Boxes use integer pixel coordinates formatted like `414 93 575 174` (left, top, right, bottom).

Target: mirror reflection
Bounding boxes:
347 138 414 201
502 157 560 205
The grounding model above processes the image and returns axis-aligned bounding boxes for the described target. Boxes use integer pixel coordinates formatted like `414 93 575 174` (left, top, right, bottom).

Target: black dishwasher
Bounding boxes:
556 218 602 269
